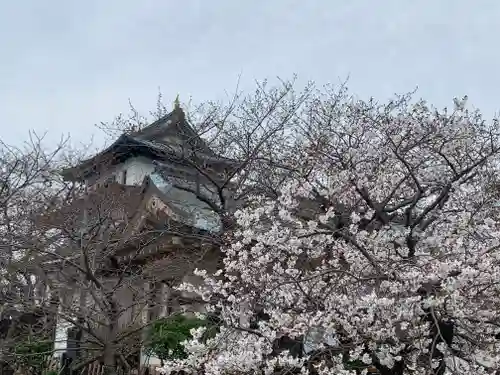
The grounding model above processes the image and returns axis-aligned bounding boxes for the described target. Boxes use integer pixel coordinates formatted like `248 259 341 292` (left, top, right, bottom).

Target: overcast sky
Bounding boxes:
1 0 499 149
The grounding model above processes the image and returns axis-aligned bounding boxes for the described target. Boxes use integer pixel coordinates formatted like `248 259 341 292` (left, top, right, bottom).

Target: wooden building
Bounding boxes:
41 101 239 368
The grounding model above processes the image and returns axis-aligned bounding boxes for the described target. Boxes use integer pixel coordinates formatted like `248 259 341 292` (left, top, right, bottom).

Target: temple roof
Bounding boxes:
130 104 213 152
62 105 238 182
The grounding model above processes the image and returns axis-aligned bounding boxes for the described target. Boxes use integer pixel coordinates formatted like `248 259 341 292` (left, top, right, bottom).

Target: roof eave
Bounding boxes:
60 135 167 181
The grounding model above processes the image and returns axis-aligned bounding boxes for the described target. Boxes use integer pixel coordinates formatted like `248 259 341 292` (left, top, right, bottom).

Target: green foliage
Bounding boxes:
145 314 218 361
14 337 53 373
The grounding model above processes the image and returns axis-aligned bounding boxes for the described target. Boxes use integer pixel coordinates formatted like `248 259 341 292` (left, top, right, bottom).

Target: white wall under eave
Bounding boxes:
88 156 156 187
122 157 156 185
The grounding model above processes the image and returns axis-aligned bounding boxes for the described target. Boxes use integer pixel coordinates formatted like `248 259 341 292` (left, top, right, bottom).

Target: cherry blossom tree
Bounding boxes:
159 86 500 375
0 134 74 372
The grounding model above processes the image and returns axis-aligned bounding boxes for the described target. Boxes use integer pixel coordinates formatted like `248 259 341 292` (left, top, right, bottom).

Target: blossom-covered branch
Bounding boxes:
162 83 500 375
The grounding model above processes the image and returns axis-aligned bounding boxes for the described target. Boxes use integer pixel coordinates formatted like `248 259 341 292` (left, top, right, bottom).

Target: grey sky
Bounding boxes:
1 0 499 148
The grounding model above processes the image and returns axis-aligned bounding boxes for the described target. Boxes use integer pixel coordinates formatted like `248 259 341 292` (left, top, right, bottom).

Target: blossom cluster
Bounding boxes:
160 97 500 374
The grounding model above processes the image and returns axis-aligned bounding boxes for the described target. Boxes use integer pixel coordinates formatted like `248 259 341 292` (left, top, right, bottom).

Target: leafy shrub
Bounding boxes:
146 314 217 361
14 337 53 373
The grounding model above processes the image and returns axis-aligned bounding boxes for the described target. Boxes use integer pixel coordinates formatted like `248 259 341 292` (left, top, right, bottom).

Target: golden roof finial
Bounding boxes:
174 94 180 110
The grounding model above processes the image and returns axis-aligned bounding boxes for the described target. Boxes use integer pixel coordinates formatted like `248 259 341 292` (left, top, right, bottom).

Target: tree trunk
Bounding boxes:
102 346 117 375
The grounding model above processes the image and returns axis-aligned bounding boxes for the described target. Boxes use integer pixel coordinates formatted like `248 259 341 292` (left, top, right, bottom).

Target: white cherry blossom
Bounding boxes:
160 92 500 375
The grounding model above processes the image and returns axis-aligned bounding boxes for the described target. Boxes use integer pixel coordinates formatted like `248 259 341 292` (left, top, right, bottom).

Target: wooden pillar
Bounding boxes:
141 282 150 324
140 282 156 367
159 283 170 318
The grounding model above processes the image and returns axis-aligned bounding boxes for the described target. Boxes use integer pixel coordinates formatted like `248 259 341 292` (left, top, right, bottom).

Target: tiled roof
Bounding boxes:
61 106 238 181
